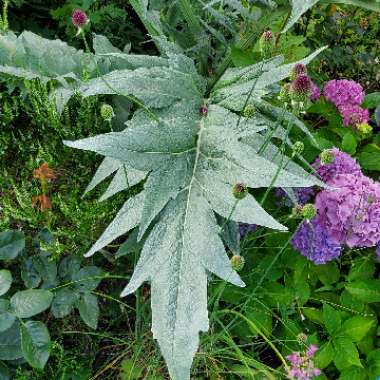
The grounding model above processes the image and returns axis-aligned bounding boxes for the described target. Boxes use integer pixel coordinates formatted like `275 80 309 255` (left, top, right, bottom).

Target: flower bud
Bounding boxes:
259 30 275 59
292 141 304 156
230 255 245 271
292 204 303 218
301 204 317 220
297 333 308 343
290 63 307 81
320 149 335 165
199 106 208 116
243 105 255 118
232 183 248 200
290 74 312 103
101 104 115 122
72 9 88 29
279 83 291 105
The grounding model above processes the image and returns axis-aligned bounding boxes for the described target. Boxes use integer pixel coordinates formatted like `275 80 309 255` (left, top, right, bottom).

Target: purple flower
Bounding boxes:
339 104 370 127
286 345 322 380
323 79 365 108
239 223 257 238
377 244 380 262
310 82 321 102
315 173 380 249
291 74 312 95
262 30 274 41
72 9 88 28
292 217 342 264
275 187 315 207
312 148 362 184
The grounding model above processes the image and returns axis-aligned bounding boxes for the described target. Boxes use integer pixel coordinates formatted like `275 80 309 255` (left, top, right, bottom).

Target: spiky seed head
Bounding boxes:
320 149 335 165
101 104 115 122
230 255 245 272
290 63 307 81
290 74 312 101
243 104 255 118
292 141 304 156
297 333 308 343
279 83 291 104
232 183 248 200
260 30 275 59
301 204 317 220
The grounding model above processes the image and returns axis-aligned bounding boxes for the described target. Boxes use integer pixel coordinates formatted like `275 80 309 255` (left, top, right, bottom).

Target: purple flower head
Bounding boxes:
199 106 208 116
310 82 321 102
323 79 365 108
377 244 380 262
72 9 88 28
291 74 312 95
339 104 370 127
286 345 322 380
292 217 342 264
275 187 315 207
312 148 362 184
291 64 307 81
262 30 274 41
315 173 380 248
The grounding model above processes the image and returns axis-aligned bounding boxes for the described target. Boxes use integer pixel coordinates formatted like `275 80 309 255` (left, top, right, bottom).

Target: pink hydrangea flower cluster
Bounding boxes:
323 79 368 127
316 173 380 248
286 344 321 380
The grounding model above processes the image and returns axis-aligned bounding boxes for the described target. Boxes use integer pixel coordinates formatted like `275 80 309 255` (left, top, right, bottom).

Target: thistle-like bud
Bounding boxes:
356 122 372 136
292 141 304 156
297 333 308 343
320 149 335 165
232 183 248 200
279 83 291 105
301 204 317 220
290 63 307 81
101 104 115 122
199 106 208 116
290 74 312 103
243 105 255 118
230 255 245 272
72 9 88 28
259 30 275 59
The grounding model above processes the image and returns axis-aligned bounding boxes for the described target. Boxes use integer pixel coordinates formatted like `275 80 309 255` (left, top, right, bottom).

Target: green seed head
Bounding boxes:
230 255 245 272
356 122 372 136
260 30 275 59
232 183 248 200
301 203 317 220
243 104 255 118
320 149 335 165
279 83 291 104
292 141 304 156
101 104 115 122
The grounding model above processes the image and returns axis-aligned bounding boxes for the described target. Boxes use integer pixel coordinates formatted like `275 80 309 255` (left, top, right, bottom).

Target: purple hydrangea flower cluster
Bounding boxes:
286 344 321 380
323 79 368 127
316 173 380 248
339 104 370 126
312 147 362 184
324 79 365 108
292 217 342 264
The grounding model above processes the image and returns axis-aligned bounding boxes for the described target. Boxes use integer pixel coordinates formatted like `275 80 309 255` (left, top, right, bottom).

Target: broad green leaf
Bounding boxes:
76 293 99 329
0 362 10 380
10 289 53 318
0 230 25 261
323 304 341 336
362 92 380 109
340 316 375 342
72 266 103 292
0 322 23 360
64 50 324 380
20 321 51 369
51 288 79 318
314 341 333 369
341 132 357 155
0 270 12 296
0 300 15 333
346 280 380 303
21 257 41 288
333 336 362 370
358 144 380 171
367 349 380 379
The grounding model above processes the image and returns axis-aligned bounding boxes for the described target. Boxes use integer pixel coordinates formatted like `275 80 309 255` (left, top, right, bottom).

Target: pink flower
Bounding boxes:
310 82 321 102
286 345 322 379
315 173 380 248
339 104 370 127
324 79 365 108
72 9 88 28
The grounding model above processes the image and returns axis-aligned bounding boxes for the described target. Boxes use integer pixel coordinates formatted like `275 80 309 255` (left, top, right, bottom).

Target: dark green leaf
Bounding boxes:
323 304 342 336
341 132 357 155
20 321 51 369
333 336 362 370
73 266 103 292
0 322 23 360
314 341 333 369
10 289 53 318
358 144 380 171
0 230 25 261
338 366 367 380
0 300 15 333
362 92 380 108
0 362 10 380
76 293 99 329
0 270 12 296
346 280 380 303
21 258 41 289
51 288 79 318
340 316 375 342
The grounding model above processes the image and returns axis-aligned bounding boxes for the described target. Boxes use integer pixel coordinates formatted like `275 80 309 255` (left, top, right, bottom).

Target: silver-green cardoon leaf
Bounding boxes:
64 49 324 379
